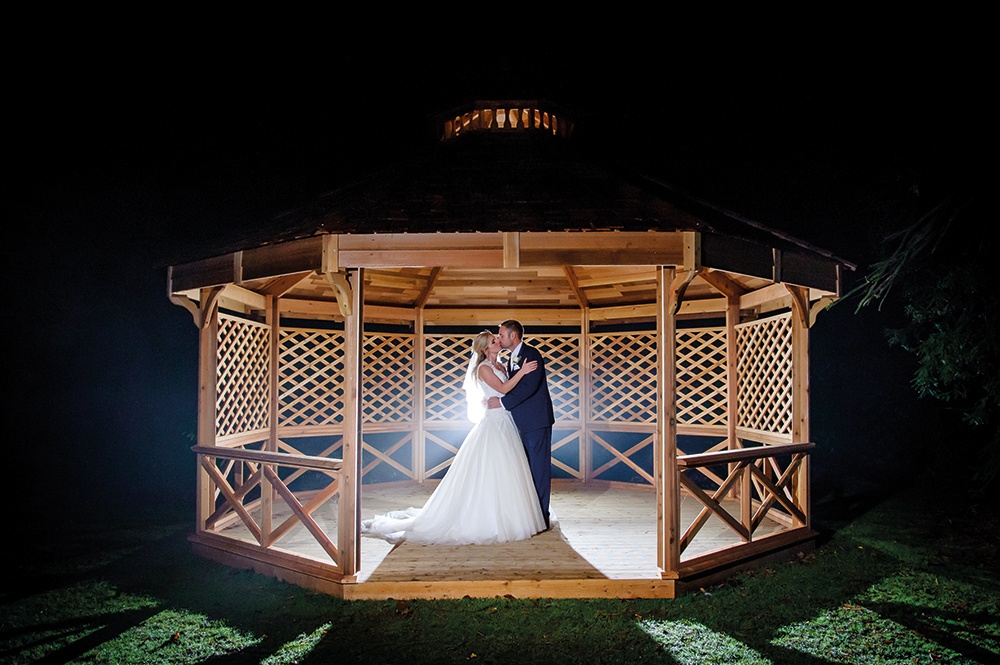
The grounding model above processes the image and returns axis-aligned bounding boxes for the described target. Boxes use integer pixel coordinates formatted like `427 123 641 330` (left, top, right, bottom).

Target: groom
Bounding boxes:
487 319 554 529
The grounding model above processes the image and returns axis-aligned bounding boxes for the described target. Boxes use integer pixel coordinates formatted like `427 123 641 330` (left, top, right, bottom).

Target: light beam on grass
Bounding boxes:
81 608 261 663
771 570 1000 663
637 619 769 665
262 622 332 665
771 603 962 663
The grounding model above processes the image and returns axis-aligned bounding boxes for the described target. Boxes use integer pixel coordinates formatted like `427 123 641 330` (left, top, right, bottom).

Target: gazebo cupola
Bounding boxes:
167 98 854 600
438 99 575 141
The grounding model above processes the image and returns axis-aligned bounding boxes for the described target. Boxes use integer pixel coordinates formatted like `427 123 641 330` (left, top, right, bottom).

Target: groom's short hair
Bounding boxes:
500 319 523 339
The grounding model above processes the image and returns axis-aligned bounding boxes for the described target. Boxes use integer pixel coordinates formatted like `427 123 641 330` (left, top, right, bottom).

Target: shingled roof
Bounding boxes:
186 99 855 274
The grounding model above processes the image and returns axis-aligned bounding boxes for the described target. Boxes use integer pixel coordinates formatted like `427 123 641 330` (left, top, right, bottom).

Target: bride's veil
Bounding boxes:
462 348 486 424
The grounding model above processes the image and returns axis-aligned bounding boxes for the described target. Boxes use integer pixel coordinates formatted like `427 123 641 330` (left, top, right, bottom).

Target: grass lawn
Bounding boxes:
3 479 997 664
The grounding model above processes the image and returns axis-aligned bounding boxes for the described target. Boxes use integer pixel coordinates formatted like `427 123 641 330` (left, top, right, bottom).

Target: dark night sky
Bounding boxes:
8 35 988 520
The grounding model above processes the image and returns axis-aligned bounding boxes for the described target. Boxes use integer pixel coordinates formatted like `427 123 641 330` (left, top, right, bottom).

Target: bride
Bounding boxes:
361 330 547 545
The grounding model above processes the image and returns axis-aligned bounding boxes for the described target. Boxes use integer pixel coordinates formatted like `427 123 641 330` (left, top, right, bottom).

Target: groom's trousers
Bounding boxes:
521 426 553 528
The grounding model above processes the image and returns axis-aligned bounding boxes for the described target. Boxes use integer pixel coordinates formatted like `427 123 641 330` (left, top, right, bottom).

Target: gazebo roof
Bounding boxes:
168 100 855 324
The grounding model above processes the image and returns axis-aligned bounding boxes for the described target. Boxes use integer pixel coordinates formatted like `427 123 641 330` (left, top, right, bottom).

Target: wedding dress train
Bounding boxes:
361 363 546 545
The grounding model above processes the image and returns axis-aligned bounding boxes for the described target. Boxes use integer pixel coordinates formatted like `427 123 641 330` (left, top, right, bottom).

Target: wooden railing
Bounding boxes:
192 445 345 570
676 441 814 562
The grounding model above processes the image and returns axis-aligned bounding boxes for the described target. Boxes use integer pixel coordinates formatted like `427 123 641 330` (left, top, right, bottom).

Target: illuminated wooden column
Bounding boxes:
195 287 222 532
656 266 680 577
414 309 427 483
726 292 753 532
580 307 591 482
339 268 365 575
261 295 279 545
787 285 811 529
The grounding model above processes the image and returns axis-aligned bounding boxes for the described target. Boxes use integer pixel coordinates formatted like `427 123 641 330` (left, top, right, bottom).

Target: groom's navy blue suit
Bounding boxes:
501 342 554 528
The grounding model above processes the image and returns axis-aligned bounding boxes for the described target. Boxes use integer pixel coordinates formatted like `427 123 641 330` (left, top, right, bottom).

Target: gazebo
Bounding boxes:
167 100 855 599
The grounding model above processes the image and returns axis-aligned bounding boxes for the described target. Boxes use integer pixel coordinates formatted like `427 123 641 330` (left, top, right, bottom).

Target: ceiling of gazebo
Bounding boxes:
218 261 778 327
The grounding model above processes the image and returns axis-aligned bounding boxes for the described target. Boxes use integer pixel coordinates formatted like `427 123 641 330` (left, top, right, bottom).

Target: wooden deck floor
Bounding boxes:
352 483 784 584
211 482 790 598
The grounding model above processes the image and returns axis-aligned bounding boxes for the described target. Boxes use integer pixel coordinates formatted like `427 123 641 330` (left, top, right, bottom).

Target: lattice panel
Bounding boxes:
590 332 657 423
363 334 414 422
278 328 343 428
424 335 474 422
217 315 271 437
524 334 580 422
735 314 793 435
676 327 728 428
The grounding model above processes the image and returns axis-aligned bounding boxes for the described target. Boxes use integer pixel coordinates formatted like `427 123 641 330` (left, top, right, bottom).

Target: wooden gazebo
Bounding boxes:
167 100 855 599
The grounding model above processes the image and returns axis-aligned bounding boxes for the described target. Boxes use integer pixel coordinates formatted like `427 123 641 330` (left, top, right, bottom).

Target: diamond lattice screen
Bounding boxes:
528 334 580 422
676 327 728 428
278 328 343 428
363 333 414 423
589 332 657 423
735 313 793 435
217 314 271 437
424 335 474 422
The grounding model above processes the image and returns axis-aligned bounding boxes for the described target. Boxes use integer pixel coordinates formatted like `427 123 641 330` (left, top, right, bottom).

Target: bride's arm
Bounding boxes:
478 360 538 395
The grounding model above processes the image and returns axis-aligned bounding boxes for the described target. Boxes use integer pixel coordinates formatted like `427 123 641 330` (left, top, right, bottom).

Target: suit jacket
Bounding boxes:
500 342 555 432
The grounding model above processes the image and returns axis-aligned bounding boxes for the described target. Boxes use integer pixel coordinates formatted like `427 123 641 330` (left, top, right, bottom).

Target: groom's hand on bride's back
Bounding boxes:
486 396 502 409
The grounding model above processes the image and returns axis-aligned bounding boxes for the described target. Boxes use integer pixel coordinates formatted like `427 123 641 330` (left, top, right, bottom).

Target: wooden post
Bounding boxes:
580 308 591 483
196 287 221 533
414 309 426 483
788 286 811 528
726 295 740 453
339 268 364 575
657 266 680 577
261 294 279 546
726 293 752 534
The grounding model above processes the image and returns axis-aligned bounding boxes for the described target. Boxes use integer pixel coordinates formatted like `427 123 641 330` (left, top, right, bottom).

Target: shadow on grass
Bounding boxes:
4 478 996 664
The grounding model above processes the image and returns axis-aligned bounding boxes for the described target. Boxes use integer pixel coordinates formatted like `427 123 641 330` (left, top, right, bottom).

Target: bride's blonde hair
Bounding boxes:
462 330 496 423
470 330 494 369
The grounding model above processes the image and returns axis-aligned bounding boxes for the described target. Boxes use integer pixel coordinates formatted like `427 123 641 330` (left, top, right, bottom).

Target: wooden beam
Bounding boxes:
562 266 589 308
321 234 340 273
520 232 686 266
243 237 323 281
699 269 747 298
415 309 427 483
422 307 581 326
220 283 266 311
169 293 200 325
739 283 790 311
196 288 221 533
670 269 699 315
322 271 354 317
809 295 837 327
339 268 364 575
656 266 680 577
682 231 701 271
261 271 313 297
677 442 815 468
789 287 811 528
503 232 520 268
415 267 442 309
262 295 280 546
784 284 810 329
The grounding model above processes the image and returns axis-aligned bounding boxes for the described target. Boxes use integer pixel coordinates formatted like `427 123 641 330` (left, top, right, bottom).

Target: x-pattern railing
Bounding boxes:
676 442 813 555
592 431 655 484
193 444 344 569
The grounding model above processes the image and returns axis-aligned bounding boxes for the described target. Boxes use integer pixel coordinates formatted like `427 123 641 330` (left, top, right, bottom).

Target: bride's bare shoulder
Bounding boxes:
477 362 500 379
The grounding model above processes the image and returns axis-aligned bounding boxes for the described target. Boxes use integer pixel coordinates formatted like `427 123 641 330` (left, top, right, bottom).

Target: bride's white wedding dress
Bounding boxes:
361 363 546 545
